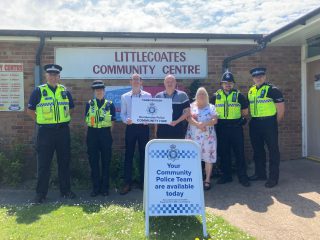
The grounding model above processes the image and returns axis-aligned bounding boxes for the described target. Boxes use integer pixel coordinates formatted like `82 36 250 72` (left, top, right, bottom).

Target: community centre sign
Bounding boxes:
143 139 207 237
55 47 207 79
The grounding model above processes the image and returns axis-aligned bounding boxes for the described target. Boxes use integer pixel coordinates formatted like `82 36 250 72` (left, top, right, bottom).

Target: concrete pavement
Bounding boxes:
205 159 320 240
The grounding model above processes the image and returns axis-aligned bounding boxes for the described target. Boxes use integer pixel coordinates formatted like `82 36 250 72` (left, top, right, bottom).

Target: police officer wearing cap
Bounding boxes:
211 71 250 187
85 80 115 197
248 67 285 188
27 64 76 203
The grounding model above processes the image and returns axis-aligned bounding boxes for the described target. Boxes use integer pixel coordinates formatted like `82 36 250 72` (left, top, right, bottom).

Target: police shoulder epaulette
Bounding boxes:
58 84 67 90
89 99 95 106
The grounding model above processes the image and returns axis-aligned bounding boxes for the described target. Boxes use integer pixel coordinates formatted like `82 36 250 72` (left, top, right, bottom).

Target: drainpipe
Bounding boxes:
222 38 267 73
33 34 45 147
34 34 45 86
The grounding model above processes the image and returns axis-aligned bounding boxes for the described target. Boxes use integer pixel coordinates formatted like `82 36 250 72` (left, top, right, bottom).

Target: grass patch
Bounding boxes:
0 203 254 240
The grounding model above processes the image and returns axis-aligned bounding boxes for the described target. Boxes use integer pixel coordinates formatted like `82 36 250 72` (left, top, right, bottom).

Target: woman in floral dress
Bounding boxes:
186 87 218 190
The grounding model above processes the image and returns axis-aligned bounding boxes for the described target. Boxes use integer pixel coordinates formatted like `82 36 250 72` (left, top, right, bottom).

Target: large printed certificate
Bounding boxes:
131 98 172 124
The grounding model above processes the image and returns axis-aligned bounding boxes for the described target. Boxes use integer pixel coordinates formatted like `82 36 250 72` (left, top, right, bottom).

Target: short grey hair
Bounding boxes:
131 73 142 81
164 74 176 82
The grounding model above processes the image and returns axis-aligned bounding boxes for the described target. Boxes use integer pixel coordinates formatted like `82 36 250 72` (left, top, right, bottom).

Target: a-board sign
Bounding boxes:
143 139 207 237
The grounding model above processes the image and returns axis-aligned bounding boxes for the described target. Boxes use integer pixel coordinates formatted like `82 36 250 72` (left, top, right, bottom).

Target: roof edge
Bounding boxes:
0 29 262 41
263 6 320 42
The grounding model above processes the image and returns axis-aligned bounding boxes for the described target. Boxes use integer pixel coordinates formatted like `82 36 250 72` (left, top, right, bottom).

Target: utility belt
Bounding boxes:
38 123 69 129
217 119 241 126
88 126 111 130
251 115 276 121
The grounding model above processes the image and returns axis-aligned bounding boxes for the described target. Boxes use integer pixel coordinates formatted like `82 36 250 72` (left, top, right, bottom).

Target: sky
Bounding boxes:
0 0 319 34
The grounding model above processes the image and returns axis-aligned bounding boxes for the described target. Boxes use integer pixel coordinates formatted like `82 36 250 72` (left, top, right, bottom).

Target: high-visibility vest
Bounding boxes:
248 84 277 117
215 89 242 119
85 99 112 128
36 84 71 124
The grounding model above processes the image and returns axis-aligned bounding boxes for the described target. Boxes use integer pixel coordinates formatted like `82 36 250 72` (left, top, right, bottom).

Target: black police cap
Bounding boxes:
221 71 235 83
250 67 266 77
44 64 62 74
91 80 105 89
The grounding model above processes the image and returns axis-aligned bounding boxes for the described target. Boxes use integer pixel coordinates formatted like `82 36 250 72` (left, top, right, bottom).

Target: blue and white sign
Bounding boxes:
131 98 172 124
144 139 207 237
105 86 131 121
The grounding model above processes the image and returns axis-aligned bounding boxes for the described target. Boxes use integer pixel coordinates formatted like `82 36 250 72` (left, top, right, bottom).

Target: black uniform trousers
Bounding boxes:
216 124 248 182
124 124 149 185
249 117 280 181
36 124 71 197
87 127 113 194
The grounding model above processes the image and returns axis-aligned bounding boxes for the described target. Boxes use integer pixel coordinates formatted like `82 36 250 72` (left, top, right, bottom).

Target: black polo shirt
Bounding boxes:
155 90 190 138
255 83 284 103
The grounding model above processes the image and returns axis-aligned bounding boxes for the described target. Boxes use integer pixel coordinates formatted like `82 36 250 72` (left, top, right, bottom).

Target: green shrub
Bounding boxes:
49 130 90 189
109 150 124 188
0 144 26 186
187 79 202 100
69 130 90 188
49 130 133 190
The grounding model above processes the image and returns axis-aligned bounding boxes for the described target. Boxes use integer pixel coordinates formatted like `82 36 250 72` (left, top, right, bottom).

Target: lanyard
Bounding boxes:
164 90 177 99
130 90 141 98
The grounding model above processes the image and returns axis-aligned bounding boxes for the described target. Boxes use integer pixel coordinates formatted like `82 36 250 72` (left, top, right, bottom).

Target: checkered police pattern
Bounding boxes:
149 149 197 159
249 99 273 104
37 102 54 107
149 203 202 215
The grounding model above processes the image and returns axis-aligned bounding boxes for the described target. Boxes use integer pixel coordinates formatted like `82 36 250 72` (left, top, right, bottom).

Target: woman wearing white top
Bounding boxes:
186 87 218 191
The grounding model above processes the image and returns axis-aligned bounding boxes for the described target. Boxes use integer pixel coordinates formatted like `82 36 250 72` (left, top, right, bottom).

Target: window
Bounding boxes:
307 35 320 58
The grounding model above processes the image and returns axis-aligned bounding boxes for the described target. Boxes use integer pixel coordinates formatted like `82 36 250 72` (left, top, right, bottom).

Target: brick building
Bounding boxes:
0 7 319 178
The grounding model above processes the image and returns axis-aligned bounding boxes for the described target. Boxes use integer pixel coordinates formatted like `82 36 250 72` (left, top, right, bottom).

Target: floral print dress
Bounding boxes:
186 103 217 163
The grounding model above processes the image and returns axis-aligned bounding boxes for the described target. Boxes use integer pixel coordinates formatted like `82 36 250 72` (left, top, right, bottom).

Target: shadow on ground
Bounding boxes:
205 159 320 218
1 159 319 224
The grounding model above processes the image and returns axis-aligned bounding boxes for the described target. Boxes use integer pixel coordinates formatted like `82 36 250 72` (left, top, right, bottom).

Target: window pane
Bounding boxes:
307 37 320 58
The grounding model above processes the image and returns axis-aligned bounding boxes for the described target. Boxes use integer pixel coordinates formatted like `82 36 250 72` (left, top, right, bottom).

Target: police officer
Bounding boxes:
211 71 250 187
85 80 115 197
248 67 285 188
27 64 76 203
